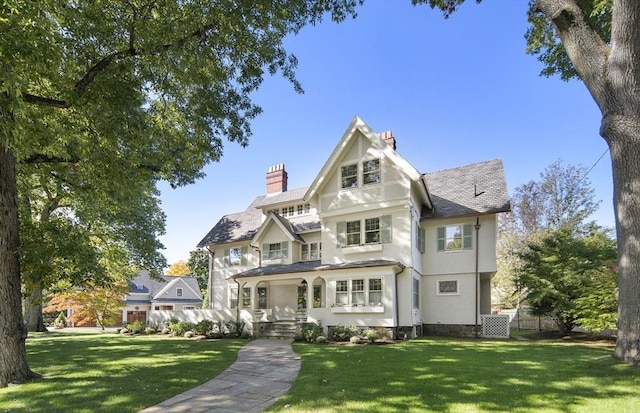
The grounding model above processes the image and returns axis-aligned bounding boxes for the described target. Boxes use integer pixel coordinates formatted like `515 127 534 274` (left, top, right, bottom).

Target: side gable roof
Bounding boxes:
251 212 305 246
421 159 510 220
197 196 264 247
127 271 202 299
153 276 202 300
303 116 431 207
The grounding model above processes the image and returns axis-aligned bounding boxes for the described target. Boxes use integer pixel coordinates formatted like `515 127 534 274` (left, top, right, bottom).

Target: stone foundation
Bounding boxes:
423 323 479 338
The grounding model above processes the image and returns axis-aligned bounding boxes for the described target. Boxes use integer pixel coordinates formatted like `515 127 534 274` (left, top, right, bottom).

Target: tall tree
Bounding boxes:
518 225 617 335
0 0 360 386
187 249 210 292
415 0 640 365
493 162 598 308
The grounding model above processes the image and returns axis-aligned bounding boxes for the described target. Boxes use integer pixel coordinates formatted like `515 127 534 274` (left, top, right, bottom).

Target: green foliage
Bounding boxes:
328 324 361 341
296 323 323 342
127 320 146 335
525 0 612 80
315 335 327 343
349 336 362 344
170 321 195 337
187 249 210 291
54 312 66 328
363 328 384 343
224 320 246 337
518 225 617 334
193 320 214 336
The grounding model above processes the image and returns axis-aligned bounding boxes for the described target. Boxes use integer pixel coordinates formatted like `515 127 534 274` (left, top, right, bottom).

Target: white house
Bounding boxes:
122 270 203 325
197 116 510 338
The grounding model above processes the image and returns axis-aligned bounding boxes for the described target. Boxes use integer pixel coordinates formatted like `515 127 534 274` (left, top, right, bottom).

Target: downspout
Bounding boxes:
235 279 241 323
207 248 215 310
474 217 481 338
393 265 405 340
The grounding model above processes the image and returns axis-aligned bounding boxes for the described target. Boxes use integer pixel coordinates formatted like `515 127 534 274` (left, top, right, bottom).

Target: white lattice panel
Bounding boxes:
481 315 510 338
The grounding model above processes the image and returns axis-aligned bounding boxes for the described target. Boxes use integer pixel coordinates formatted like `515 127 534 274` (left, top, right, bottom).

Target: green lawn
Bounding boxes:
0 332 244 413
268 336 640 413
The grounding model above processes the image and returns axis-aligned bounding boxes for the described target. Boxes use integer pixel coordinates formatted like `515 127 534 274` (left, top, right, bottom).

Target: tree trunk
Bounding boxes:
0 146 39 386
24 285 48 332
606 120 640 365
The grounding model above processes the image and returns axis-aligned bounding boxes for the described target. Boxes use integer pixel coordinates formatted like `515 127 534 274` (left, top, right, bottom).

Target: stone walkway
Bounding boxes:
139 339 300 413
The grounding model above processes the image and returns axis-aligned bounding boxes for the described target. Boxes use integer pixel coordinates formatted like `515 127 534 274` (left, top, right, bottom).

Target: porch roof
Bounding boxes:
232 259 405 279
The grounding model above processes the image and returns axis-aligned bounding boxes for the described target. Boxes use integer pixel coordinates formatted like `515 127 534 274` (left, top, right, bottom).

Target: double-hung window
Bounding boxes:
341 164 358 188
224 246 247 266
229 286 238 309
262 242 288 260
337 216 392 247
301 242 321 261
242 287 251 307
437 224 472 251
363 159 380 185
334 278 383 306
176 288 183 297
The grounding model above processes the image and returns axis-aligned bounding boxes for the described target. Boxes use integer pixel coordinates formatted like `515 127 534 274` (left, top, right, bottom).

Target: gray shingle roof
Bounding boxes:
127 272 202 298
233 259 404 279
197 196 265 247
252 187 310 208
421 158 510 220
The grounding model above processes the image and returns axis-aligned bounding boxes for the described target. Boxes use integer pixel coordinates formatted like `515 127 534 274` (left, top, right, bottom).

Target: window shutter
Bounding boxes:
337 221 346 247
261 243 268 260
223 248 230 266
282 241 288 258
380 215 392 244
241 246 248 266
419 227 426 253
437 227 445 251
463 224 473 249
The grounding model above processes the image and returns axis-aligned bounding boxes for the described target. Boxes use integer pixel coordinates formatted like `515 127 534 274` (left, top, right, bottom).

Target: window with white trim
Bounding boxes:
363 159 380 185
337 216 392 247
334 278 383 306
229 286 238 309
224 246 248 266
369 278 382 305
416 223 425 253
176 288 183 297
242 287 251 307
183 305 196 310
301 242 321 261
262 242 288 260
437 280 459 295
437 224 472 251
412 278 420 309
341 164 358 188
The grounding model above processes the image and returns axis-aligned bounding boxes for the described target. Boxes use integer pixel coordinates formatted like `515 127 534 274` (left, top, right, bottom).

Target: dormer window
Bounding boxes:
262 242 288 260
341 159 381 189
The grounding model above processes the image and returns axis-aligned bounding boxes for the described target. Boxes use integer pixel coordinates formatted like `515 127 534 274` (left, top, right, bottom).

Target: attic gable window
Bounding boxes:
437 224 473 251
341 164 358 188
177 288 183 297
363 159 380 185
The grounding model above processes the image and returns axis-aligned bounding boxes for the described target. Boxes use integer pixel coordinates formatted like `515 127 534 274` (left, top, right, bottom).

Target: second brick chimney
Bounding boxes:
381 130 396 150
266 163 288 194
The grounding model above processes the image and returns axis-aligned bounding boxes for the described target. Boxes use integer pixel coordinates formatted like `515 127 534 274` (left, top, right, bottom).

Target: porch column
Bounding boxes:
302 277 312 309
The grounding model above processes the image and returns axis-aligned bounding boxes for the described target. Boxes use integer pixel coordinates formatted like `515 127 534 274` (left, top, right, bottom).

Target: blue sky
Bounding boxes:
157 1 614 266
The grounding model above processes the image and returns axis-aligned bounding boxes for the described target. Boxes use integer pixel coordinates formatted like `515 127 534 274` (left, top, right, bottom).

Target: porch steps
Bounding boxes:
258 320 298 339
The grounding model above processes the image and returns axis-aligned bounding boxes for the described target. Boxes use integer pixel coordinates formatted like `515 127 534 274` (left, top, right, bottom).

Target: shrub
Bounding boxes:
144 327 157 335
300 323 323 343
170 321 195 337
54 312 66 329
164 317 179 329
120 328 129 334
224 320 245 337
184 331 194 338
329 324 361 341
350 336 362 344
127 320 146 334
161 327 171 335
363 328 384 343
315 335 327 343
193 320 214 336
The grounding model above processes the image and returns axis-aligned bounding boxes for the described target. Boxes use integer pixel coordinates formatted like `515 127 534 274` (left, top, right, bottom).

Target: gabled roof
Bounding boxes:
251 212 305 246
252 187 309 208
420 159 511 220
153 276 202 300
233 259 405 279
303 116 431 207
127 271 202 300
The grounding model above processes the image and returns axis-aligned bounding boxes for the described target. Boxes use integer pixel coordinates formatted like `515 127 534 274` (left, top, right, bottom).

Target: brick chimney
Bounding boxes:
381 130 396 150
266 163 288 194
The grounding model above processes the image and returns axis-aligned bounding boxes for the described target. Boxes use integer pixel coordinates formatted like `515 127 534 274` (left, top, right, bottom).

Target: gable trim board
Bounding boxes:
198 116 509 338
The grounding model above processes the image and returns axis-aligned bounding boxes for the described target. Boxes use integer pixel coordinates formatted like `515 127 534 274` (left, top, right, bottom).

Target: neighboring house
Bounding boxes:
197 116 510 337
122 270 203 324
